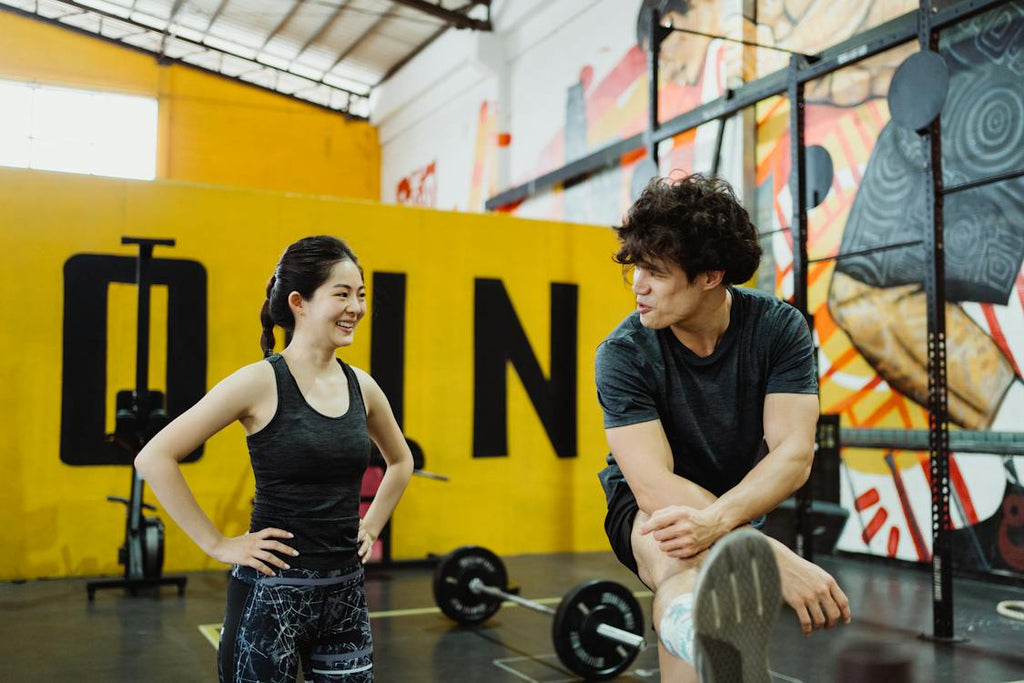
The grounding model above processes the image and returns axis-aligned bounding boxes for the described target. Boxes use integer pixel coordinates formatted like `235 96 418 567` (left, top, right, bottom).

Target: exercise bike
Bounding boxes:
86 237 188 600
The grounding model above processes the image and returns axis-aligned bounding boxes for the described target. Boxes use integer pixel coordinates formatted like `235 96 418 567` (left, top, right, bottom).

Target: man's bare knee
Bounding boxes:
631 511 702 591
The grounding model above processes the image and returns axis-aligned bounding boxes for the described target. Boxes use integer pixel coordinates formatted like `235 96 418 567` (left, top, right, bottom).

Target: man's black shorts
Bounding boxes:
601 466 641 577
605 482 642 576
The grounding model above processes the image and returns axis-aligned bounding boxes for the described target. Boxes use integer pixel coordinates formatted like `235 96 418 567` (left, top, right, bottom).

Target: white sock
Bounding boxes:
658 592 695 663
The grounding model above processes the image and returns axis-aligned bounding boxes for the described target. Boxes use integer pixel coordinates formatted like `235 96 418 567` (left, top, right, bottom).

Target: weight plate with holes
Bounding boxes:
432 545 508 625
552 579 644 680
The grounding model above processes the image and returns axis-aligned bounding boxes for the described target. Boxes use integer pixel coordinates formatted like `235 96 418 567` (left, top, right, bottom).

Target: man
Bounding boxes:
596 174 851 682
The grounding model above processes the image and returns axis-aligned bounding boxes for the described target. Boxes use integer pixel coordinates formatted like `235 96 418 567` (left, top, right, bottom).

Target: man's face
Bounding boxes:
658 1 744 87
630 256 705 329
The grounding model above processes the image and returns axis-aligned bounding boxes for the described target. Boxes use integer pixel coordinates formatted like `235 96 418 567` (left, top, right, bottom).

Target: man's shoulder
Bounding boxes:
596 312 660 372
734 286 803 325
601 311 656 348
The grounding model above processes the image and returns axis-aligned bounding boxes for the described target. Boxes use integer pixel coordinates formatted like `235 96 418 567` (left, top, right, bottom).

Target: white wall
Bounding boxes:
372 0 646 218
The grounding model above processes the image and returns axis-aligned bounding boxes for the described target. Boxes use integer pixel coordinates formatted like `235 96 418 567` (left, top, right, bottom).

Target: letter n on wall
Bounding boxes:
473 279 577 458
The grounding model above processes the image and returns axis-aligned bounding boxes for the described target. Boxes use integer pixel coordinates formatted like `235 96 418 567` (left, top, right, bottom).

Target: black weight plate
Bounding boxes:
888 51 949 132
432 546 507 626
552 580 644 680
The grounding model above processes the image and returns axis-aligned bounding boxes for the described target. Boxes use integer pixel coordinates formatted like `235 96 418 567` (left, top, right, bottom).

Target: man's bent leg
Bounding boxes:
690 529 782 683
632 510 704 683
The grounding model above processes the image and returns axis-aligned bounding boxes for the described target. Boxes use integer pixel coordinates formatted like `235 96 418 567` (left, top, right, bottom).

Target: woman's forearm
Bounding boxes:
135 452 224 555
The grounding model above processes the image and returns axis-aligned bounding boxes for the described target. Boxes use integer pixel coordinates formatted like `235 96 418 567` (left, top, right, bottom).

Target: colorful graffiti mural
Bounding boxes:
755 2 1024 571
501 0 1024 573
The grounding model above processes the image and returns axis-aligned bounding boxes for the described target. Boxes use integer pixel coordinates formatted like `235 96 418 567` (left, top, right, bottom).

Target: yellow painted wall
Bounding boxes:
0 167 634 579
0 10 379 199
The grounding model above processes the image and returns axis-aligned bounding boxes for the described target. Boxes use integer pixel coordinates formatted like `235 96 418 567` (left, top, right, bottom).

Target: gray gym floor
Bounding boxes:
2 552 1023 682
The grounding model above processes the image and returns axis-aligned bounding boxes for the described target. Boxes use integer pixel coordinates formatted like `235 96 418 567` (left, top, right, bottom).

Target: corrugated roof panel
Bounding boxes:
2 0 490 117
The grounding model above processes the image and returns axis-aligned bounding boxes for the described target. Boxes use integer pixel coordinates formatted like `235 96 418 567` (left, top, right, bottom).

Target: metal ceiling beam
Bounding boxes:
319 1 393 80
374 0 478 86
197 0 230 44
391 0 490 31
288 0 351 69
159 0 189 59
258 0 303 51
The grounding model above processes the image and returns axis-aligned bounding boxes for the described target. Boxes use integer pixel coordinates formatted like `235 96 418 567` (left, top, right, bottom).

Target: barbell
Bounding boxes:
432 546 646 680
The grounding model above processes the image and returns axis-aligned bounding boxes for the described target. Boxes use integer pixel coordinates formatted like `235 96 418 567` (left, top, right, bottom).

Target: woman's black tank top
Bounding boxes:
245 353 370 569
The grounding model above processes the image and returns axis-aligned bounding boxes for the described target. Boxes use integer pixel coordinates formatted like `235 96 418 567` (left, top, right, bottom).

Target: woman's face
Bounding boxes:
295 259 367 348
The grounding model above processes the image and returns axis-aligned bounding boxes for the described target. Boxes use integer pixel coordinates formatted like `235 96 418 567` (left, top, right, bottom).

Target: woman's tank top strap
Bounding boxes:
264 353 299 402
336 359 367 417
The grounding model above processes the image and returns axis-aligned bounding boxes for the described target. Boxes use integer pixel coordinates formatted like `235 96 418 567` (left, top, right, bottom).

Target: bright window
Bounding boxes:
0 79 157 180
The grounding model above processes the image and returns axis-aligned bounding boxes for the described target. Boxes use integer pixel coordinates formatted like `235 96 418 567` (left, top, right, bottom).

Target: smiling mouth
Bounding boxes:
336 321 357 332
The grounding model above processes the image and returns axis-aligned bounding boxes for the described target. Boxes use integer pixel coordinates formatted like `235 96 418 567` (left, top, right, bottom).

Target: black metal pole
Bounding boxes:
646 9 669 167
122 237 173 581
788 54 814 562
917 0 954 642
126 242 153 581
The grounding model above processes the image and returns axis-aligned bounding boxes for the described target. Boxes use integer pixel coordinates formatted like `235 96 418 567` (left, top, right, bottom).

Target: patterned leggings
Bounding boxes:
219 564 373 683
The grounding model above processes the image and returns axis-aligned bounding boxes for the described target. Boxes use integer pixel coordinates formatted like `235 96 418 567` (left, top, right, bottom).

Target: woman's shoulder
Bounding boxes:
343 363 383 410
345 363 377 391
218 358 277 394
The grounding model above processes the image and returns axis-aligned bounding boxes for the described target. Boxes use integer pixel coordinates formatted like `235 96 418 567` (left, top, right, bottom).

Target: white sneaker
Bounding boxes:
693 528 782 683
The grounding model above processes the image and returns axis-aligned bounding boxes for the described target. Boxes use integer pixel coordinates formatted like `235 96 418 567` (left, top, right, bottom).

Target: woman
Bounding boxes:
135 235 413 682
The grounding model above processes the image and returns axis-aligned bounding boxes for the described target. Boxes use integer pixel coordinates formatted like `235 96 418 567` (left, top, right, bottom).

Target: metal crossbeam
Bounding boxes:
392 0 490 31
319 1 393 81
840 429 1024 455
485 0 1011 211
287 0 352 70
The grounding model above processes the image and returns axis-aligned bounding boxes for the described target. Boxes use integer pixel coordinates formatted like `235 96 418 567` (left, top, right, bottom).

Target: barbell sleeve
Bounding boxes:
468 578 645 650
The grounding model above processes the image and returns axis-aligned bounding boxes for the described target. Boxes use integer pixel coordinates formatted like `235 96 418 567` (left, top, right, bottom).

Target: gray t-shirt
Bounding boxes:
595 286 818 498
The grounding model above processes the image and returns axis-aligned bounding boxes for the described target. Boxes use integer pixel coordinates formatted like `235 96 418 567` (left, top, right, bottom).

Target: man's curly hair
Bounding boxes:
615 174 762 284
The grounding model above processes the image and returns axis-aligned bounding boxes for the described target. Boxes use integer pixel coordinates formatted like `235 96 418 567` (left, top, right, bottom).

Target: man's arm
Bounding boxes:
708 392 819 532
605 414 851 634
628 392 817 554
605 419 717 515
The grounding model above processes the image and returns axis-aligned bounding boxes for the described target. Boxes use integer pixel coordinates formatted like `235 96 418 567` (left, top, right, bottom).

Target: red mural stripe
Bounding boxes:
1017 272 1024 311
884 451 930 562
981 303 1023 377
918 453 931 486
855 487 880 511
950 455 979 525
863 506 888 544
887 526 900 557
